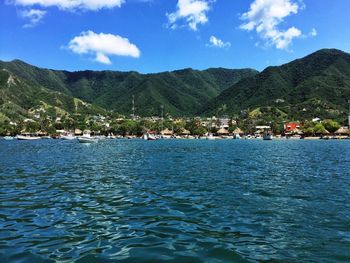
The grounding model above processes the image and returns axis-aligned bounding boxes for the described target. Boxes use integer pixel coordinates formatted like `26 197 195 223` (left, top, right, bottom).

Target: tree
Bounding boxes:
228 124 236 133
173 121 185 134
322 119 340 134
25 121 40 133
314 123 328 135
185 119 202 135
63 117 75 131
271 122 284 135
193 126 207 136
118 120 139 135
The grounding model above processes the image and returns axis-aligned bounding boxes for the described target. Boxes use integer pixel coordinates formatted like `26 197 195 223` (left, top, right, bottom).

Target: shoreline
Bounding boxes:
2 135 350 141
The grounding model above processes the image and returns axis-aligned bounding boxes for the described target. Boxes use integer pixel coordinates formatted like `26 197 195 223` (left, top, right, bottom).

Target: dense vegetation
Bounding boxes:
204 49 350 124
0 60 257 116
0 68 107 123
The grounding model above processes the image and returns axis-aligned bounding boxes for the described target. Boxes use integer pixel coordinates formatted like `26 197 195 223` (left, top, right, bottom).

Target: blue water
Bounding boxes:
0 139 350 262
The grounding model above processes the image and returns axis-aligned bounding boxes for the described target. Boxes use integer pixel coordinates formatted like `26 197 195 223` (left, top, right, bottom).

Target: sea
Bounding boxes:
0 139 350 262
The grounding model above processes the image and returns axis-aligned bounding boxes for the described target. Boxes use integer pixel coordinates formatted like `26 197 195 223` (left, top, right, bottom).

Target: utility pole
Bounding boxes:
348 100 350 128
161 105 164 133
131 95 135 119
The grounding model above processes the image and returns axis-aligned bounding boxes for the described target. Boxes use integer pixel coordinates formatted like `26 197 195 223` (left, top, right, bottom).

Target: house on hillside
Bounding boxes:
24 118 35 123
218 118 230 129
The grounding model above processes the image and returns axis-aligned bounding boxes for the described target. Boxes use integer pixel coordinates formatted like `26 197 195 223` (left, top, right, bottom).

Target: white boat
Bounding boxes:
245 135 253 140
77 133 98 143
143 132 157 141
60 134 76 140
3 136 14 140
16 133 41 140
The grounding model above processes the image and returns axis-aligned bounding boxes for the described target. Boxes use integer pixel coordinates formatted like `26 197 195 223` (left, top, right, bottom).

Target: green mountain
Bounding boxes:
0 60 258 117
0 68 106 123
204 49 350 121
2 48 349 122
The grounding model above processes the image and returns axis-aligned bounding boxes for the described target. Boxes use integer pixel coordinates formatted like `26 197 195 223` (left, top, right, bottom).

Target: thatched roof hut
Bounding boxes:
315 128 330 135
179 128 190 135
161 128 173 136
232 128 243 134
217 128 229 135
335 127 349 135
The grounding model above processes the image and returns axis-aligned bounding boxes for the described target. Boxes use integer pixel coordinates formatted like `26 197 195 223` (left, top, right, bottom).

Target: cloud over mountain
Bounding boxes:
67 31 140 65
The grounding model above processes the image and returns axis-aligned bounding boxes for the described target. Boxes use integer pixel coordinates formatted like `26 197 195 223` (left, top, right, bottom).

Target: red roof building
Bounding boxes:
284 122 300 133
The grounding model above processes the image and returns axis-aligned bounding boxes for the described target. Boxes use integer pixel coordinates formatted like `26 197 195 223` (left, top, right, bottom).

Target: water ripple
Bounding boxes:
0 139 350 262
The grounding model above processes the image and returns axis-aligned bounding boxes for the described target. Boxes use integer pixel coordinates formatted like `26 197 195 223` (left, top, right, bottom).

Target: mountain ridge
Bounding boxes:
1 48 350 123
0 59 258 116
203 48 350 122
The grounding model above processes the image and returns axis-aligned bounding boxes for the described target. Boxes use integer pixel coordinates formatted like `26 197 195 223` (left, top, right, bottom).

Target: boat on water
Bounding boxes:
263 132 273 140
16 133 41 140
77 133 98 143
60 133 76 140
143 132 157 141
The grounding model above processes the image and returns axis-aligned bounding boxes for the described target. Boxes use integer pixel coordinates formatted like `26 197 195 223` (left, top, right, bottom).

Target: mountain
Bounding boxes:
0 68 106 123
204 49 350 121
2 48 349 122
0 60 258 117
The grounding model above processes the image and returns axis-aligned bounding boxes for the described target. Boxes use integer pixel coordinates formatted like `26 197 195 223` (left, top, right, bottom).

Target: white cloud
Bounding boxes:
167 0 212 31
11 0 125 27
13 0 125 11
19 8 46 28
67 31 141 65
207 36 231 48
240 0 302 50
95 53 112 65
309 28 317 37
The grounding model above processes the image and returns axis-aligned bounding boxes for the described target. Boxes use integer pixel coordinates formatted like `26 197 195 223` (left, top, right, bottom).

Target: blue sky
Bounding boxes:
1 0 350 73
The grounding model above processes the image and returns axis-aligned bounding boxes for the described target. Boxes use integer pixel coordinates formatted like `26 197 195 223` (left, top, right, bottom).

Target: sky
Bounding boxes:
1 0 350 73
